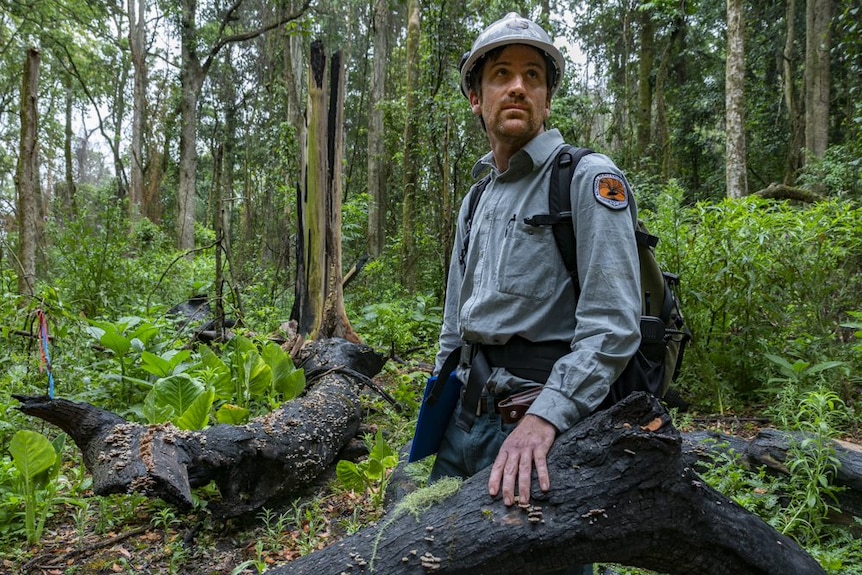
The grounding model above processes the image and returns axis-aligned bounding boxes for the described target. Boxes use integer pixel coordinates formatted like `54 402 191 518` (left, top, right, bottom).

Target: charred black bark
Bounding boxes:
272 394 825 575
15 338 385 517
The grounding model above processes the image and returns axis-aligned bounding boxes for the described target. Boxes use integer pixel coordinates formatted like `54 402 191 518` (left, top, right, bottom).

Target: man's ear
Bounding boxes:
469 90 482 116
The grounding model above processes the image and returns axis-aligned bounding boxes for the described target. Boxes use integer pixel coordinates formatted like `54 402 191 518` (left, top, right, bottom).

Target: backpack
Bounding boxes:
461 145 691 407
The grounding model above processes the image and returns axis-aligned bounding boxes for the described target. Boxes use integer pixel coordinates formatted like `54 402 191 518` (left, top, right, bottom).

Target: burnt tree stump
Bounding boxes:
15 338 386 517
271 393 824 575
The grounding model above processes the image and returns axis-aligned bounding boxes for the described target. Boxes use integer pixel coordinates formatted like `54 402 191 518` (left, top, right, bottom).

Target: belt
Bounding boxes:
436 336 570 432
482 337 570 383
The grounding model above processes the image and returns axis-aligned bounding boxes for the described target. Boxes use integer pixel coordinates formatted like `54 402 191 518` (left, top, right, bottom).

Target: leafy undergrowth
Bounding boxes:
2 482 379 575
2 370 861 575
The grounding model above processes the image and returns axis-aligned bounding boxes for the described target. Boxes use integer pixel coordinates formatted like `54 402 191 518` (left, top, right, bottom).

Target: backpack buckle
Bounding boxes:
524 210 572 227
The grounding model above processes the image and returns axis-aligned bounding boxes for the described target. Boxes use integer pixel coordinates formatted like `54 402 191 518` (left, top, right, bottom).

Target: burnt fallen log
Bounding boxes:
683 428 862 520
271 393 825 575
15 338 385 517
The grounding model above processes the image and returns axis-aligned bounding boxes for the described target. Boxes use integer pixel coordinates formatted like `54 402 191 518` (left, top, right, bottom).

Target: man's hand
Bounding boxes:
488 414 557 506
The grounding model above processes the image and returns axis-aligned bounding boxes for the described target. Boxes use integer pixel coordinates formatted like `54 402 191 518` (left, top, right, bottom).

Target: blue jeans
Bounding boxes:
428 401 593 575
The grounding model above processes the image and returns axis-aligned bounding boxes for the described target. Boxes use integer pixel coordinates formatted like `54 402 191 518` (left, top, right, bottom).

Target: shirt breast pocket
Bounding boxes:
495 221 560 299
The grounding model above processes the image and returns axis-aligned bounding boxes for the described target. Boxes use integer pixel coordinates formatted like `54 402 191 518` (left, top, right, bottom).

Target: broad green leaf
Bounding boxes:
274 369 305 400
233 335 258 354
215 404 250 425
262 343 305 399
335 460 366 492
805 361 846 375
365 458 385 481
763 353 799 378
142 392 176 424
262 343 292 382
141 350 192 378
117 316 143 330
83 325 105 341
9 430 56 481
130 322 159 347
198 346 233 399
99 330 131 356
199 345 228 372
150 374 205 416
168 349 192 369
243 352 272 399
369 430 395 462
49 434 66 478
174 389 215 431
140 351 173 378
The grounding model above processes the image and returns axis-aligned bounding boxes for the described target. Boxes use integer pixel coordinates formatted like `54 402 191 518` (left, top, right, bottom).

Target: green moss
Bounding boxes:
369 477 462 570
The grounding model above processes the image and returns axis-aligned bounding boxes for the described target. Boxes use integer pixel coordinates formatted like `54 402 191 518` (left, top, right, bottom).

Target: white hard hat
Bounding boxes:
459 12 565 98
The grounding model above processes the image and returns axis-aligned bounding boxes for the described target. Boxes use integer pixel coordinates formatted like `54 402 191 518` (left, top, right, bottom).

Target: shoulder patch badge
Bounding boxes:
593 174 629 210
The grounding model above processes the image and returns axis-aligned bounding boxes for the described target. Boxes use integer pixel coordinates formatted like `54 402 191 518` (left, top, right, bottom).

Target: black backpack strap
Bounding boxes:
524 145 595 298
459 175 491 267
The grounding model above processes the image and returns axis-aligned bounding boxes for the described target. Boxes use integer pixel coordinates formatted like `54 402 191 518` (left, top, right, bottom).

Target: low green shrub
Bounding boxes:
644 189 862 412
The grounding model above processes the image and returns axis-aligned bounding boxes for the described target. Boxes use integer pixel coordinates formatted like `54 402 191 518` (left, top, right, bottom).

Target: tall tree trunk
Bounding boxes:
610 4 635 164
213 144 226 339
366 0 389 259
62 72 76 218
783 0 804 183
400 0 421 291
441 115 452 288
322 52 358 341
281 3 307 281
112 58 130 200
636 2 655 168
294 43 359 342
725 0 748 198
16 48 41 296
804 0 832 160
297 40 329 337
128 0 147 221
654 14 686 180
177 0 204 251
144 138 166 224
221 52 237 261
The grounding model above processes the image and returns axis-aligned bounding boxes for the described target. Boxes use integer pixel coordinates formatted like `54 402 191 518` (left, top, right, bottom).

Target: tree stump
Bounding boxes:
15 338 386 517
271 393 825 575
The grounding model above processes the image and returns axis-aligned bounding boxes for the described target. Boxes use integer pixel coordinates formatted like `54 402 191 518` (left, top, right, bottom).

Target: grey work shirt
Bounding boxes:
435 129 642 432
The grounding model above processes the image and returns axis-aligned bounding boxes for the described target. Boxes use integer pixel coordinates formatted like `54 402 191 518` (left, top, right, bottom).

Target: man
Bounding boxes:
428 13 642 573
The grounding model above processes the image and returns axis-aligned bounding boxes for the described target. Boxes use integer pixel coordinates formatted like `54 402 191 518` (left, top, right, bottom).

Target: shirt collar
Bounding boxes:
471 129 565 181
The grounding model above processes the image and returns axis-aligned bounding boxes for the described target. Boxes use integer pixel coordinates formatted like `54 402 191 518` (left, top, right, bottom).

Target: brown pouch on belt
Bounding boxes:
497 386 542 424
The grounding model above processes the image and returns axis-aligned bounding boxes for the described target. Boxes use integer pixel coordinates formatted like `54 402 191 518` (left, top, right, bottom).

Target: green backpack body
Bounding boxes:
464 145 690 405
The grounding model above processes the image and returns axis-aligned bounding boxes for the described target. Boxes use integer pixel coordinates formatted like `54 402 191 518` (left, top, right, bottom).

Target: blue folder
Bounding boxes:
408 372 462 462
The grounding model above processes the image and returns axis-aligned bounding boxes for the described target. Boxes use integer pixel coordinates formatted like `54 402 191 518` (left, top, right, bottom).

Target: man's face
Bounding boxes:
469 44 551 150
